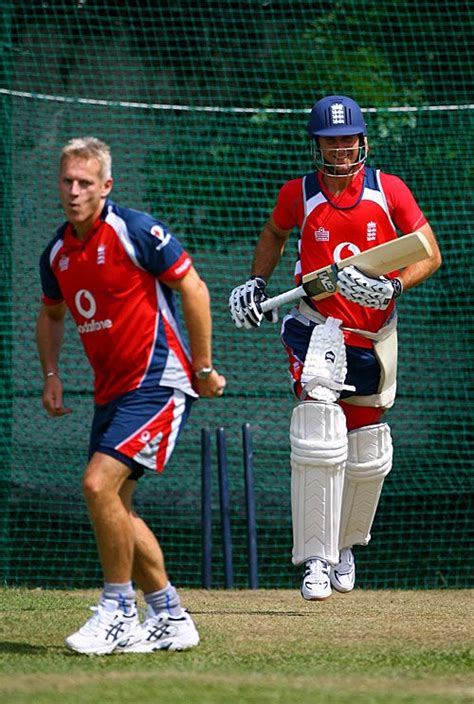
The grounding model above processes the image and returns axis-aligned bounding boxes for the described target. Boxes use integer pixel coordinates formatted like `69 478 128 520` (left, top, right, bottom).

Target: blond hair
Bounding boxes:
60 137 112 180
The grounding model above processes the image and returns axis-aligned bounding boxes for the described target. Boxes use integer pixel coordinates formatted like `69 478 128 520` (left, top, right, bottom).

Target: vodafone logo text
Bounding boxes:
74 289 113 334
77 319 113 334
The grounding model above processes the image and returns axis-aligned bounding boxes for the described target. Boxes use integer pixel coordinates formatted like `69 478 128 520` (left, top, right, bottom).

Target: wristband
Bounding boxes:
392 277 403 299
45 372 59 379
195 366 213 380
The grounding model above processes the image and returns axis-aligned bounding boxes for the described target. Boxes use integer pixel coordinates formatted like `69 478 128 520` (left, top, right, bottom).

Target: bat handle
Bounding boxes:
260 285 305 313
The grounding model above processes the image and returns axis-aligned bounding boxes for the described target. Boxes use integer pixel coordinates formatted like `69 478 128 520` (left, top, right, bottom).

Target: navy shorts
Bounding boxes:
281 315 380 399
89 385 194 480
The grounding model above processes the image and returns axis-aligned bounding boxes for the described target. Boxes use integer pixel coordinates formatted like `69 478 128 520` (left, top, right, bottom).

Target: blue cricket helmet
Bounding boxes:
307 95 367 137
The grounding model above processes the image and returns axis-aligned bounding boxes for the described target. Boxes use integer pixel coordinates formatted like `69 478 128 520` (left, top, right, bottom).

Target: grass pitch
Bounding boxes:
0 587 472 703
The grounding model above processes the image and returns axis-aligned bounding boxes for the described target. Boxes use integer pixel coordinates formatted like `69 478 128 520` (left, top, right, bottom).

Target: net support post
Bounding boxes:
0 1 13 585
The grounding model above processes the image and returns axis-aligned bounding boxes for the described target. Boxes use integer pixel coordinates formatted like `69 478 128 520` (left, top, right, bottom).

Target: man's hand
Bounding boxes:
193 368 227 398
337 266 403 310
228 276 278 329
42 374 72 417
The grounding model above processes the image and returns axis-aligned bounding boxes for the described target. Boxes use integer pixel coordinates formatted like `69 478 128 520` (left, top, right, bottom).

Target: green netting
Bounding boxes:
0 0 472 590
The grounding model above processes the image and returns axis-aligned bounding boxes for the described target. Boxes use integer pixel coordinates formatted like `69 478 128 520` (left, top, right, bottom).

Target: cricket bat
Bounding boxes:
260 231 432 313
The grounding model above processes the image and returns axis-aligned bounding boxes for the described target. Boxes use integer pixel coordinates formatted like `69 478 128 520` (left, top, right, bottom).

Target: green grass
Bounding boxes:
0 588 472 703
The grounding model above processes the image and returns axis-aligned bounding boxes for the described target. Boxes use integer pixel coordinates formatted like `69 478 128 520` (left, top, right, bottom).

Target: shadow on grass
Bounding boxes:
0 641 58 654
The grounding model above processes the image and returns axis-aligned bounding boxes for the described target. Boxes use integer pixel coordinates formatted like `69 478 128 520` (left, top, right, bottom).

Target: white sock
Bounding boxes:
102 581 136 615
145 582 182 617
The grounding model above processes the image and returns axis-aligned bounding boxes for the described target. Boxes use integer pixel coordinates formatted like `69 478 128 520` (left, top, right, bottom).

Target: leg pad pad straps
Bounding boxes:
290 401 347 566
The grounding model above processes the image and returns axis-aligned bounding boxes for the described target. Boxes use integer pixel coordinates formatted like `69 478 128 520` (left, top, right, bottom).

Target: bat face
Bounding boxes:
301 232 432 301
260 231 432 314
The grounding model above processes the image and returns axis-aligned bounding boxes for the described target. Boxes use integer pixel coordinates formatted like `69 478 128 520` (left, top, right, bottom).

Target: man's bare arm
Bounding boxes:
167 267 226 398
36 302 72 416
250 217 292 280
397 223 442 291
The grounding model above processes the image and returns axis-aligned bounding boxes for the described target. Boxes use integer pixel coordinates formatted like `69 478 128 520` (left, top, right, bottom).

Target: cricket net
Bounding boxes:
0 0 472 589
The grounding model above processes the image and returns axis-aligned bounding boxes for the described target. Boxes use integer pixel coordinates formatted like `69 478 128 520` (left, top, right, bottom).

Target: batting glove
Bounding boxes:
337 266 403 310
228 276 278 329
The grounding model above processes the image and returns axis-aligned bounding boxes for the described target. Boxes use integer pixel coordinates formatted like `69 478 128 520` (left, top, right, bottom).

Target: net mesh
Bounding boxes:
0 0 472 589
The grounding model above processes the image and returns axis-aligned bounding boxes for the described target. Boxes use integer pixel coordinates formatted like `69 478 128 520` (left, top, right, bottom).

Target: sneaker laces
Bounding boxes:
76 604 110 635
78 602 137 636
140 607 171 633
304 558 329 584
337 548 354 574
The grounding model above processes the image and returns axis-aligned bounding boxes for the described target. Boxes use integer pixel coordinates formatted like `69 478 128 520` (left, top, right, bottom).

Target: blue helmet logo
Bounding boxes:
307 95 367 137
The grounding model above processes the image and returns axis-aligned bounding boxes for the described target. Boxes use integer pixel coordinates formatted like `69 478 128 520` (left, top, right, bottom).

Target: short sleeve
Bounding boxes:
272 178 304 231
379 173 427 234
39 243 64 304
120 209 193 281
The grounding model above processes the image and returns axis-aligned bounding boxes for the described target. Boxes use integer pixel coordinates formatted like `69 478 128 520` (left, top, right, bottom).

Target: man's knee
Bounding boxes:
83 452 130 502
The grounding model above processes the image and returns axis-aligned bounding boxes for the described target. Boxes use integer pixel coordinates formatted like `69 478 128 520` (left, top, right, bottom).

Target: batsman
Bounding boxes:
228 95 442 600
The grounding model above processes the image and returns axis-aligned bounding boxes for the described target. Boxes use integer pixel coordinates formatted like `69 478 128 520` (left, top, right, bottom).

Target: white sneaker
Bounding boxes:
117 608 200 652
65 601 141 655
330 547 355 593
301 558 332 600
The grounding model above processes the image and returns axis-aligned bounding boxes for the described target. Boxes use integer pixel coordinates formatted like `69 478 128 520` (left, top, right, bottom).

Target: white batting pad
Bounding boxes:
290 401 348 566
301 317 353 402
338 423 393 549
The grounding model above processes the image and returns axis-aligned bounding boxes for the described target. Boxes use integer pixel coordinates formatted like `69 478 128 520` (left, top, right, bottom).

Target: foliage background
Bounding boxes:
0 0 472 589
